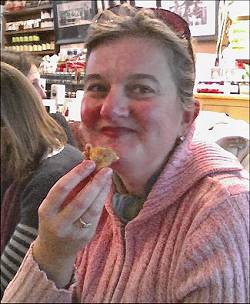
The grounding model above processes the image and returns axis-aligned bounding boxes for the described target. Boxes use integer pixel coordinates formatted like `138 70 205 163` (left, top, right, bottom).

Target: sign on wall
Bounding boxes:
102 0 219 40
160 0 219 40
53 0 97 45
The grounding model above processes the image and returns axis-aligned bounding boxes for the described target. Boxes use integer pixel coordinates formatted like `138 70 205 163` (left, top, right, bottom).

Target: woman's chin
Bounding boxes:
111 159 129 176
111 151 135 171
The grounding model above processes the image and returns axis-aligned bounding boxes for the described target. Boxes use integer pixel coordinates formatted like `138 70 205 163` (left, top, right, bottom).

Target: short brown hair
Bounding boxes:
85 4 195 109
1 62 67 183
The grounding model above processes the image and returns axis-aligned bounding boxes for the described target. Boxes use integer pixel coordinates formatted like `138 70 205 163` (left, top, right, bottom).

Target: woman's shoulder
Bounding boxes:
19 145 83 199
46 143 82 160
38 144 83 178
57 143 83 158
19 145 83 225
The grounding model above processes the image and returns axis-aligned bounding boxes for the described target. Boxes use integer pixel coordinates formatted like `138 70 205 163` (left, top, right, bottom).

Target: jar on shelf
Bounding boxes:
23 45 29 51
37 44 43 52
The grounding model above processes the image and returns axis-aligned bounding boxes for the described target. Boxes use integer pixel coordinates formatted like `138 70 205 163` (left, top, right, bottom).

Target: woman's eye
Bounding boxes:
32 80 39 87
85 83 108 99
86 84 107 93
127 84 155 97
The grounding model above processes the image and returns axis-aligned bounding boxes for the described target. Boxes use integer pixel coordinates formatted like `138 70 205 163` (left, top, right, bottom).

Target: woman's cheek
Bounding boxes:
81 100 101 129
134 103 155 127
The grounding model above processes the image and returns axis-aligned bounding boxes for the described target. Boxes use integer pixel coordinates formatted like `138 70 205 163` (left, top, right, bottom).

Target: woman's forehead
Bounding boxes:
89 36 168 59
86 37 172 79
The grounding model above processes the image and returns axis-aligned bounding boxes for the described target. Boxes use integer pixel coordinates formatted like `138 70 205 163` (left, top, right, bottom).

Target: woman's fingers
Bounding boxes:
59 167 113 224
80 177 113 226
41 160 96 215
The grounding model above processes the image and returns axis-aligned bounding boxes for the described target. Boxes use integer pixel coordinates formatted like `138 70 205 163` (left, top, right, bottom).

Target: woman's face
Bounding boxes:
82 37 193 175
27 64 46 99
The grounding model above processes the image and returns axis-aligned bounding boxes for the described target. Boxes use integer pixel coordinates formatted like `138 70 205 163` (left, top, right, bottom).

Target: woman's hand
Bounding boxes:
32 160 113 288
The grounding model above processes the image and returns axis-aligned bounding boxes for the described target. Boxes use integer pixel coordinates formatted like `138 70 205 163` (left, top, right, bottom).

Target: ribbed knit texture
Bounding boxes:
2 127 249 303
2 245 73 303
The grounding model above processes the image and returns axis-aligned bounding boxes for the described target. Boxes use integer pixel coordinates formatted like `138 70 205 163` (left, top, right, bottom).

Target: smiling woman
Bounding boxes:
82 36 188 196
2 3 249 304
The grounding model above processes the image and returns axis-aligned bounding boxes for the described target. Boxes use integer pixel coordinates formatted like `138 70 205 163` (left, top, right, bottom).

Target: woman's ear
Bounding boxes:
180 99 200 136
193 99 200 120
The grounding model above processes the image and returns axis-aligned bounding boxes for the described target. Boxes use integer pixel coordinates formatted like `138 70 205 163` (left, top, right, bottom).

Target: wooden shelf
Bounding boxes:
24 50 55 56
194 93 249 123
236 59 250 65
5 27 54 35
2 3 58 53
194 93 249 102
236 15 250 21
3 4 53 17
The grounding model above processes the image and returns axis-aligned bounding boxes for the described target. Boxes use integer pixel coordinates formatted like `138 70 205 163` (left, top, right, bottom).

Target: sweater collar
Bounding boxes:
105 123 243 224
137 124 242 221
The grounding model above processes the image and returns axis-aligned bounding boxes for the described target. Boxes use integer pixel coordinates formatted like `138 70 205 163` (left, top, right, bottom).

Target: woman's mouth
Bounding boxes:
101 126 135 137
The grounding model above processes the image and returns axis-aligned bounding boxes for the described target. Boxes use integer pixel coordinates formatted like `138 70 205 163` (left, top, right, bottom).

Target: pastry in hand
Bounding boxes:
61 144 118 209
84 143 119 170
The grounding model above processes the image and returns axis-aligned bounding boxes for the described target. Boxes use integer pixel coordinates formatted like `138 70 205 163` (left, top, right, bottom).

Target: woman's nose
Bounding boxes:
36 84 47 99
100 87 129 120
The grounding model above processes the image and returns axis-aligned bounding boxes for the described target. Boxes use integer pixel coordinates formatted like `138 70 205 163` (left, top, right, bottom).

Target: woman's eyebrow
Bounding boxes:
127 74 160 85
84 74 103 82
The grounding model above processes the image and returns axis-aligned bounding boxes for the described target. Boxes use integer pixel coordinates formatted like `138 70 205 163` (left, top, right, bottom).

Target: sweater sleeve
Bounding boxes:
0 224 37 298
1 243 77 303
174 192 249 303
0 172 56 297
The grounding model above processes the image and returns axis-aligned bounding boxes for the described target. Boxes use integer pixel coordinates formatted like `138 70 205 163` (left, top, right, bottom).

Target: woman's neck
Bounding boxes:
113 159 167 197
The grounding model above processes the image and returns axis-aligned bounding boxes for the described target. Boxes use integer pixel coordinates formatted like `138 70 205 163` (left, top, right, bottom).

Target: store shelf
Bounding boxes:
2 3 58 55
194 93 249 101
194 93 249 123
3 4 53 17
29 50 55 56
5 27 54 35
236 59 250 65
236 15 250 21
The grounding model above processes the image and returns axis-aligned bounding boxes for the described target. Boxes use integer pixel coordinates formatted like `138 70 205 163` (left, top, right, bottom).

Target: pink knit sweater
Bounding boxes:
2 134 249 303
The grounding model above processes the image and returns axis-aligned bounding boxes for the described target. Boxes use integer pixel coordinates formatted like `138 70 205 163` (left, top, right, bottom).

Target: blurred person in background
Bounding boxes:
0 62 83 298
0 50 76 147
2 4 249 303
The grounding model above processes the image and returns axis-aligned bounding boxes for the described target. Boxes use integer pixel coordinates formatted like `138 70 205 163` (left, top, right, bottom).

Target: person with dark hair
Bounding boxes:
0 62 83 297
0 50 76 146
2 4 249 303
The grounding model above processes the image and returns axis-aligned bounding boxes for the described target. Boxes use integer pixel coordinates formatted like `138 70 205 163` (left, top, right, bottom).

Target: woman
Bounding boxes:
0 62 83 297
0 50 76 147
2 4 249 303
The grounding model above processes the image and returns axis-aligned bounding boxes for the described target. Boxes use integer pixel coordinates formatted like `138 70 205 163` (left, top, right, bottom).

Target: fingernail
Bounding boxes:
102 167 113 176
84 160 96 170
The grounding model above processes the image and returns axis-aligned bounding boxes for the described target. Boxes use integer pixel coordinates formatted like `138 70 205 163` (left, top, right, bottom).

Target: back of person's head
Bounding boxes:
0 49 39 76
1 62 67 183
1 49 46 98
85 3 195 109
